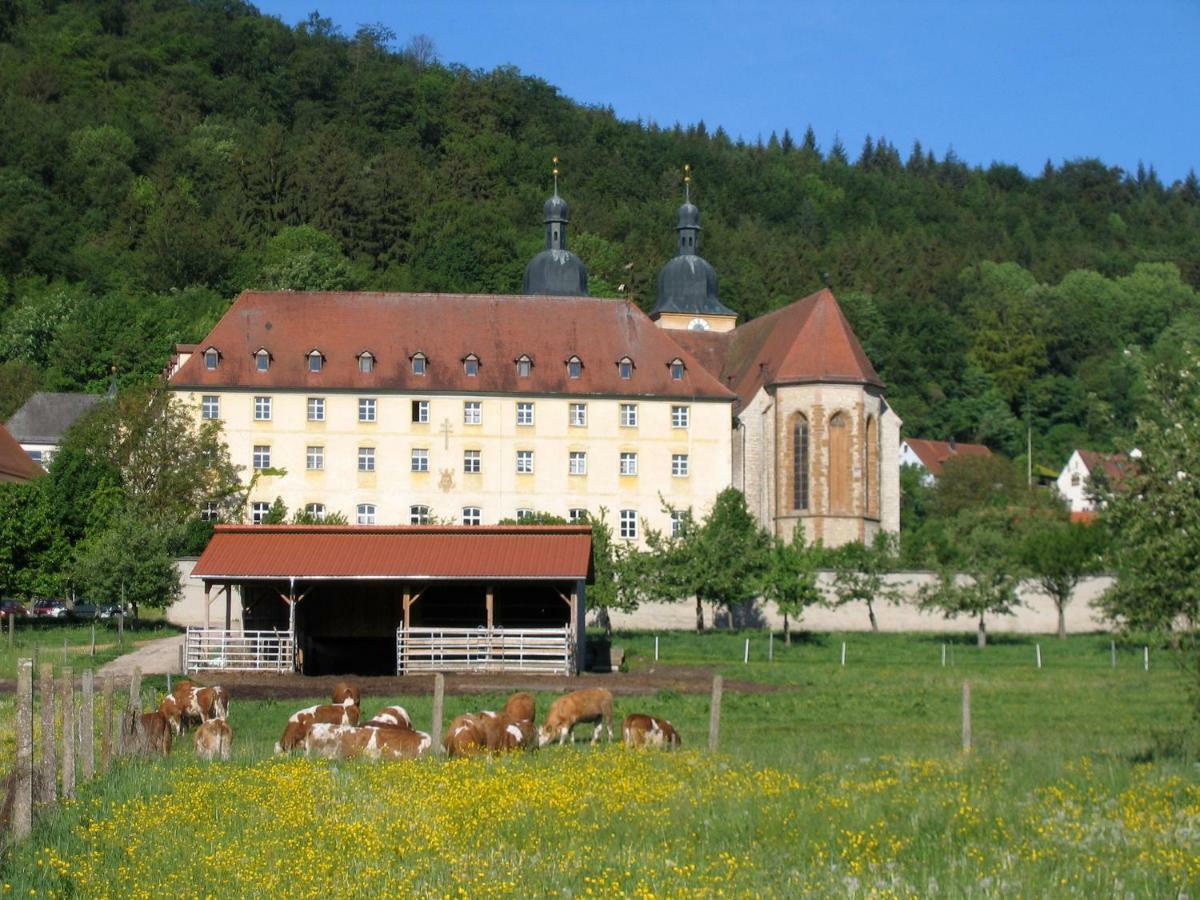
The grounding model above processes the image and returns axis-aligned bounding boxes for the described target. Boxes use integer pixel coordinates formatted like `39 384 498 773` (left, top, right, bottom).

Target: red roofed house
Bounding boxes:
0 422 44 483
1056 450 1131 518
168 181 900 674
899 437 993 485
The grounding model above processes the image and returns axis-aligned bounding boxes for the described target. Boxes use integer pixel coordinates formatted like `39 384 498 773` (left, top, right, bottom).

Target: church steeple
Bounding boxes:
523 156 588 297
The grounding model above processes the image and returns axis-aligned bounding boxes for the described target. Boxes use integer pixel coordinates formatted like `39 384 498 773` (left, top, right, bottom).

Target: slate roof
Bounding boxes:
903 438 993 477
171 291 735 402
5 392 102 445
0 423 43 482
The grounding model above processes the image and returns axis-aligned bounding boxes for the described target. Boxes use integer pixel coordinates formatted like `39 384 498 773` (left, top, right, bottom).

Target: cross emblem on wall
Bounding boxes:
439 418 454 449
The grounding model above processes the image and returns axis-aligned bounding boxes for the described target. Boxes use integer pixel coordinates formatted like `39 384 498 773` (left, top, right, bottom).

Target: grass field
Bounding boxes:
0 615 178 682
2 630 1198 896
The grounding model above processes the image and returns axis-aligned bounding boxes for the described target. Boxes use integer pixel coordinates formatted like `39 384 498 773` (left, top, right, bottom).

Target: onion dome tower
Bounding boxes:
522 157 589 296
651 165 737 332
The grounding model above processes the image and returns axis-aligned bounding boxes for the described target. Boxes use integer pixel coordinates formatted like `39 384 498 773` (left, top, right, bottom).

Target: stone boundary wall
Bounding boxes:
605 572 1117 634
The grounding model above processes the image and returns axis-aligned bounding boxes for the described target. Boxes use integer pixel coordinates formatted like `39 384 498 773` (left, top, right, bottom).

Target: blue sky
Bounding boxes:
255 1 1199 183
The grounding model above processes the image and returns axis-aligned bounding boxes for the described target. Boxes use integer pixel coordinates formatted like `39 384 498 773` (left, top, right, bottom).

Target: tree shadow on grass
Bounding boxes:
1129 727 1198 765
914 632 1038 647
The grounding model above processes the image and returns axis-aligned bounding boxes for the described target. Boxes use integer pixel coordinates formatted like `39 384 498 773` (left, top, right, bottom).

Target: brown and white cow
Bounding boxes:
538 688 614 747
443 714 487 757
362 705 412 729
126 710 173 756
160 683 229 735
622 713 681 750
480 711 536 752
195 719 233 761
501 691 536 724
331 681 360 708
275 703 361 754
304 723 431 761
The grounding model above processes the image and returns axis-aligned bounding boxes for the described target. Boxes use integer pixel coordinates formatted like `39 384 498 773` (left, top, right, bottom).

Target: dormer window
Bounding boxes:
254 348 271 373
357 351 375 374
411 352 427 376
204 348 220 371
618 357 634 380
669 358 685 381
307 350 324 373
516 355 532 378
463 354 480 377
567 356 583 379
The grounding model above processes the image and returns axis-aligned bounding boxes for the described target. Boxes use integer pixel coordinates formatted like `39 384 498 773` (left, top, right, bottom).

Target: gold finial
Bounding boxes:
552 155 560 195
683 163 692 202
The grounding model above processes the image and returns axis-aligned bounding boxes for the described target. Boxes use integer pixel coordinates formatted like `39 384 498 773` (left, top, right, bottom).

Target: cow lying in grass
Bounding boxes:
331 681 360 707
275 703 361 754
304 723 431 761
443 714 488 757
622 713 681 750
363 705 412 729
195 719 233 761
538 688 613 747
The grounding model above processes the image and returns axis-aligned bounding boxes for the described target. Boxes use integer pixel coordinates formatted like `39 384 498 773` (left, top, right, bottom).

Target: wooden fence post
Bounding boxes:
129 666 144 746
962 681 972 754
81 670 95 781
118 613 124 646
708 674 723 753
60 668 75 800
101 674 114 770
14 659 33 840
7 612 13 648
90 623 96 657
39 662 56 806
178 641 186 676
431 673 445 754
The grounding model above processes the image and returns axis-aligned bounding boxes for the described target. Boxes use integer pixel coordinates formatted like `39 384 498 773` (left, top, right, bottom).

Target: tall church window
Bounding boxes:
792 414 809 511
865 415 879 517
829 412 852 513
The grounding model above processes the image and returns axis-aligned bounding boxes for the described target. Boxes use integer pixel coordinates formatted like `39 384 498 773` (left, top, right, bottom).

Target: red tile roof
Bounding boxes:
192 525 594 582
903 438 993 476
1076 450 1131 484
0 424 43 483
171 292 735 402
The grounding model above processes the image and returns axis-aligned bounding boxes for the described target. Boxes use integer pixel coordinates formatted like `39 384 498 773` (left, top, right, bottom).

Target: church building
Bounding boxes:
167 179 899 548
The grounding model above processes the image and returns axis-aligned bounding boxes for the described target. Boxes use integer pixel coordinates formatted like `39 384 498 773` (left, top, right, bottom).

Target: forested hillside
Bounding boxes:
2 0 1199 467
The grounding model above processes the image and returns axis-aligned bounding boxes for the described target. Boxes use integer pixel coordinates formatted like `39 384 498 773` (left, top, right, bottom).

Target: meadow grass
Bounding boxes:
1 631 1197 896
0 617 178 682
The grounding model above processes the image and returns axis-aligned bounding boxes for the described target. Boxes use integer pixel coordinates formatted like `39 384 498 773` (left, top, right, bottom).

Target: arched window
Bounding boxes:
669 358 685 381
203 347 220 370
357 351 375 374
463 354 480 377
865 415 879 517
792 413 809 511
617 357 634 380
410 352 426 376
516 355 532 378
829 412 852 513
566 355 583 379
307 349 324 373
254 348 271 373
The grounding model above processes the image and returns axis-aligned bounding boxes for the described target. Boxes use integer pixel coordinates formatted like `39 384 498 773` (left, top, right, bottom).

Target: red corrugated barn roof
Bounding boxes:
192 525 594 582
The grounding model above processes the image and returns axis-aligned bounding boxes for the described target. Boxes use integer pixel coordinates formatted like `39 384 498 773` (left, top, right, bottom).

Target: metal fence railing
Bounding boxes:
185 627 294 673
396 626 573 675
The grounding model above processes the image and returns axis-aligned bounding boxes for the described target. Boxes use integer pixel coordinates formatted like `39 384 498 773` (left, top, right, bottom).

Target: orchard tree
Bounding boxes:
692 489 770 631
828 532 905 632
73 514 181 617
1021 518 1106 639
758 529 822 643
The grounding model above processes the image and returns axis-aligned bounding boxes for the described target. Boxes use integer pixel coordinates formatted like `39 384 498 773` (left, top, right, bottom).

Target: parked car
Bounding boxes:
33 598 68 618
0 599 30 619
69 601 123 620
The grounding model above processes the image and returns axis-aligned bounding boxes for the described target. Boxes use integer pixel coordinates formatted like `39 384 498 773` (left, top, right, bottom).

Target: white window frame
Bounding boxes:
619 509 637 540
305 503 327 521
463 450 481 473
308 350 324 373
200 501 220 522
671 405 690 428
307 397 325 422
671 510 687 537
672 453 690 477
516 355 532 378
358 447 376 472
516 402 534 426
411 352 426 376
516 450 534 474
357 504 376 525
253 445 271 470
412 400 429 424
670 358 685 381
620 452 638 476
306 445 324 471
359 398 377 423
201 395 220 420
567 356 583 379
569 402 587 427
358 351 374 374
410 505 431 525
568 508 588 524
464 354 479 377
569 451 587 476
204 348 219 370
516 508 535 522
411 448 429 473
462 507 481 526
620 403 638 427
251 501 271 525
463 401 482 425
255 349 270 373
618 357 634 379
254 396 272 421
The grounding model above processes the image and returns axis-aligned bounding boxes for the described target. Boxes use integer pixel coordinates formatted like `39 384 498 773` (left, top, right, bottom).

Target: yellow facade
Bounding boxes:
181 385 732 542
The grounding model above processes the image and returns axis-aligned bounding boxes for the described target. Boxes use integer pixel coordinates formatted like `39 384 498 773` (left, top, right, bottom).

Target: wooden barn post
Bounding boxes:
60 668 75 800
707 674 723 753
80 670 95 780
100 674 114 768
39 662 56 806
431 673 445 755
14 659 34 840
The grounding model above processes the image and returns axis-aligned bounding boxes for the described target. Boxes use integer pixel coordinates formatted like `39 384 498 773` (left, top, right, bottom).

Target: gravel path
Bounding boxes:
97 633 186 680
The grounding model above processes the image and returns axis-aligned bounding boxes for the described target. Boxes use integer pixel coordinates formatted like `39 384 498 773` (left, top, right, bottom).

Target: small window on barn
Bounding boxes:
357 351 375 374
618 356 634 380
254 348 271 373
567 356 583 379
204 348 220 370
307 350 324 373
411 352 427 376
463 354 480 377
516 355 532 378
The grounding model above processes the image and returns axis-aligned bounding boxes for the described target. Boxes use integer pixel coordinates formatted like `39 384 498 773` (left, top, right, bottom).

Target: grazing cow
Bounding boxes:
502 691 536 724
363 705 412 729
162 683 229 734
195 719 233 761
480 712 536 752
275 703 361 754
443 714 488 757
622 714 682 750
304 723 431 761
126 710 173 756
331 681 360 708
538 688 614 747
